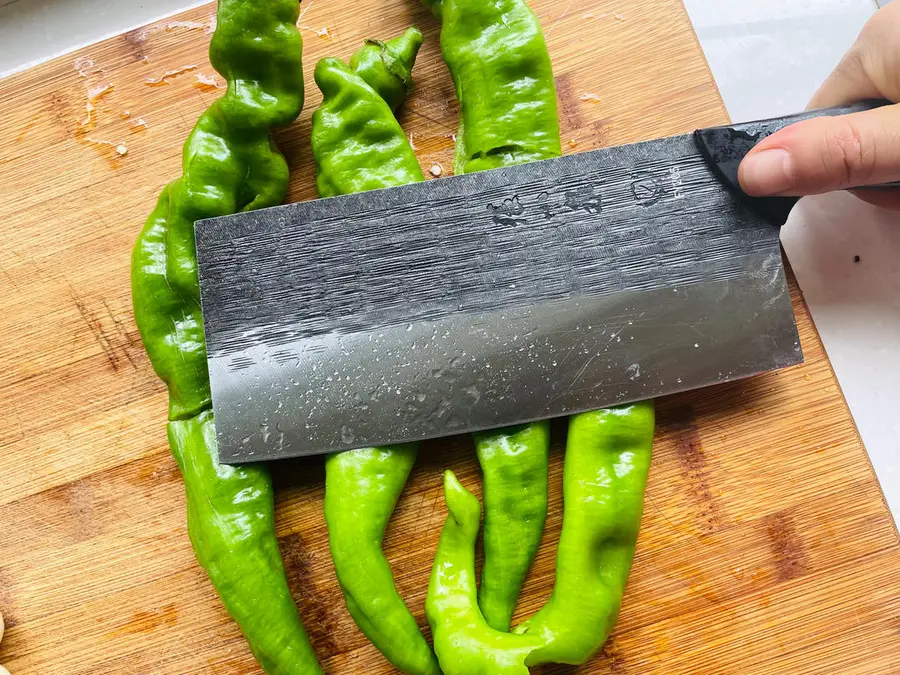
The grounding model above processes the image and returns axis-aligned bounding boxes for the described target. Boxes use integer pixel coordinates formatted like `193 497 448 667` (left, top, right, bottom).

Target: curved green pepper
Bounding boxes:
422 0 558 631
131 1 320 672
162 0 305 313
474 422 550 632
169 412 322 674
133 0 303 420
423 0 656 668
427 471 545 675
515 403 654 665
427 405 654 673
324 445 439 674
313 29 440 675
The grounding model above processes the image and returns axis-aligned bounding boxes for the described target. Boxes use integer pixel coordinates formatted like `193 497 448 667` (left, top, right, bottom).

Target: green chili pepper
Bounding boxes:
131 1 321 672
324 445 439 674
133 0 304 420
424 0 561 175
474 422 550 632
423 0 656 668
169 412 322 674
514 403 654 665
427 471 545 675
313 29 440 675
422 0 559 632
312 28 425 198
427 404 654 673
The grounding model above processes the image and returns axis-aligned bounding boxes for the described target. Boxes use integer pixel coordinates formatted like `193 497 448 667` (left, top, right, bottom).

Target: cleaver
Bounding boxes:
195 100 889 463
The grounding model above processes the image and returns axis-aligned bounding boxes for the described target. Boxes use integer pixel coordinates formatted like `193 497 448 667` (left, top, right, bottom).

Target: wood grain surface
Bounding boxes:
0 0 898 673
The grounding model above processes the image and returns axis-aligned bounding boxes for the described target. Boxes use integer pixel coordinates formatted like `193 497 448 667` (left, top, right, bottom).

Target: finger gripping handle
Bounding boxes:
693 99 894 225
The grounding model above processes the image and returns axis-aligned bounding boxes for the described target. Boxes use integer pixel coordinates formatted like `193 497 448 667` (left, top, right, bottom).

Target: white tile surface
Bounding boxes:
0 0 206 78
685 0 900 518
782 194 900 503
686 0 876 120
0 0 897 516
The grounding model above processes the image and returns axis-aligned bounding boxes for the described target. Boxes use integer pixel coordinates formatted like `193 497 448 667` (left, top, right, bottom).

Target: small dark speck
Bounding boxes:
854 255 861 264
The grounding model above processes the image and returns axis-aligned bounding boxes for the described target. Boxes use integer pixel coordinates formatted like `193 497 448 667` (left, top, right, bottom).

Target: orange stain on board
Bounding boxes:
16 118 40 142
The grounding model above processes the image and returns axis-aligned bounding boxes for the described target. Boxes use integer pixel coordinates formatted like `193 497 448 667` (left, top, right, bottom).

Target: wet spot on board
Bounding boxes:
667 404 722 534
0 476 107 567
63 479 101 539
104 603 179 638
554 73 586 132
279 532 338 655
763 510 809 582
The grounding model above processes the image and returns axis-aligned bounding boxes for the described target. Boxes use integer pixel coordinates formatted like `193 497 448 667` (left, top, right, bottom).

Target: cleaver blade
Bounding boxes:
195 101 885 463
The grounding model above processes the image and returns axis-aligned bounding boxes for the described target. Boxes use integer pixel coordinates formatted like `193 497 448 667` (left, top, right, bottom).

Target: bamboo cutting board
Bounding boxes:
0 0 898 673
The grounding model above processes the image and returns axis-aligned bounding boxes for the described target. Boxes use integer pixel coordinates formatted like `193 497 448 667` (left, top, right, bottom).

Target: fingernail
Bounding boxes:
740 149 794 196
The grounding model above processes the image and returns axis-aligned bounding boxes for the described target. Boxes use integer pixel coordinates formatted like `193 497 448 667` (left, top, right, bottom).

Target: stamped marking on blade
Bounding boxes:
196 133 802 462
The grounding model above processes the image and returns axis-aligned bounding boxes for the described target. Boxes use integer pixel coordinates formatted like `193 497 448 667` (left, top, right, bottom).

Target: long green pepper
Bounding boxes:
312 29 441 675
131 1 321 672
422 0 656 671
514 404 654 665
427 404 654 674
421 0 558 634
474 422 549 632
428 471 545 675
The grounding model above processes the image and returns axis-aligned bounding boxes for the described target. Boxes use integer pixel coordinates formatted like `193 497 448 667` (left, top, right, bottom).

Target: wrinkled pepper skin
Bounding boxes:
162 0 305 320
132 184 210 420
474 422 550 632
133 0 304 421
425 0 561 174
169 413 322 674
515 403 655 665
423 0 559 632
426 471 545 675
314 29 440 675
312 28 425 198
131 1 321 672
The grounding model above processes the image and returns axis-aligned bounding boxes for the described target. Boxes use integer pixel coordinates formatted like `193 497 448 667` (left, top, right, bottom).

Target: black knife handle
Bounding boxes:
694 99 896 226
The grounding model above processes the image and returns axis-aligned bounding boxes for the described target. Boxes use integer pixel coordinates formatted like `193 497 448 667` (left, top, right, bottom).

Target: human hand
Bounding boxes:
739 2 900 210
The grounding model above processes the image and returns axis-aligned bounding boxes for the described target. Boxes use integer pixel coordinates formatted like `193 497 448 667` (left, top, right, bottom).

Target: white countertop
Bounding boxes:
1 0 897 516
685 0 900 520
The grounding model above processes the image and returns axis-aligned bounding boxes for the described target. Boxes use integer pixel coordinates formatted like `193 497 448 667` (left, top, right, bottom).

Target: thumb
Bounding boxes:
738 103 900 197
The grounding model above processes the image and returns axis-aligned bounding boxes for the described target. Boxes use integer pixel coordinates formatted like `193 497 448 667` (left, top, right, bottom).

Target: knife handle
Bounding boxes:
694 99 897 226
